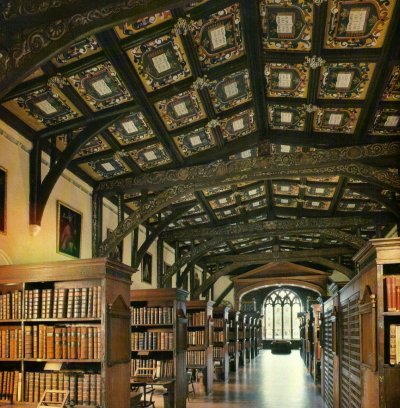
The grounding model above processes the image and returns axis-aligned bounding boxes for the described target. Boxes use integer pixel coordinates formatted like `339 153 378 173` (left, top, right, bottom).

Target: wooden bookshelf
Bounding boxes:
311 304 321 383
237 312 245 367
212 306 229 381
129 288 188 408
186 300 214 395
243 314 252 363
0 258 134 408
228 310 239 372
245 311 261 359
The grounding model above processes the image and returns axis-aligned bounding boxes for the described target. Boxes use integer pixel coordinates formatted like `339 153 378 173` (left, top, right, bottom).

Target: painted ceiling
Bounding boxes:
0 0 399 278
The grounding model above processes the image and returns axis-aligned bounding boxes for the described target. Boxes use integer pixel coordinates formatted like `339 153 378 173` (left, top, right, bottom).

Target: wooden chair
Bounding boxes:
186 370 195 399
37 390 69 408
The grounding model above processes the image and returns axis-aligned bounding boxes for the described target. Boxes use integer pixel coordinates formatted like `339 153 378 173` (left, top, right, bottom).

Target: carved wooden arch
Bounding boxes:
234 280 326 310
0 0 187 98
193 256 353 299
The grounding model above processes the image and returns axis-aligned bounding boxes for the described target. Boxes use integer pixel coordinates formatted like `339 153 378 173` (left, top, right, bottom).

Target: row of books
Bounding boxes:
131 331 174 351
0 291 22 320
0 370 20 401
25 325 101 360
130 359 174 378
187 311 206 326
228 343 236 354
389 324 400 365
213 347 224 359
0 328 22 358
213 331 224 342
24 371 101 406
187 350 205 366
214 318 224 328
385 276 400 312
188 330 205 345
131 306 173 325
24 287 102 319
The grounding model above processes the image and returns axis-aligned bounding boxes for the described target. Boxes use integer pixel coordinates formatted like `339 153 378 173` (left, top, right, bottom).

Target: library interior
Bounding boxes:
0 0 399 407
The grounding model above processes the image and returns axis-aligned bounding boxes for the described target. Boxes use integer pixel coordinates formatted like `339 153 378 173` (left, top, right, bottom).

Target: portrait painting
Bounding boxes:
0 167 6 233
57 201 82 258
142 252 152 284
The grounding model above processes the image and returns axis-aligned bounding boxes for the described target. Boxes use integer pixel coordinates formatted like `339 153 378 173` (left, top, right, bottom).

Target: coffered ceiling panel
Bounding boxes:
109 112 155 145
268 105 306 131
220 109 256 140
127 32 191 92
191 4 245 70
325 0 395 49
129 142 172 169
313 107 360 133
369 108 400 135
382 65 400 101
79 156 131 180
173 127 215 157
52 36 101 67
68 62 132 111
155 89 205 130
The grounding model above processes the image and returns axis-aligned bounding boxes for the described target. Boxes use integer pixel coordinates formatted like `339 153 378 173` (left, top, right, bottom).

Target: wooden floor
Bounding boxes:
186 350 325 408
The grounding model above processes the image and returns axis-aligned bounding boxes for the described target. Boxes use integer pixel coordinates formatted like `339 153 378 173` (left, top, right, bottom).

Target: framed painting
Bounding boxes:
142 252 152 284
57 201 82 258
0 167 6 233
107 228 123 262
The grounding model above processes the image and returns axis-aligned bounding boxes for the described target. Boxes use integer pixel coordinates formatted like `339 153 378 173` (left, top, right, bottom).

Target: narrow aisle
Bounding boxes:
187 350 325 408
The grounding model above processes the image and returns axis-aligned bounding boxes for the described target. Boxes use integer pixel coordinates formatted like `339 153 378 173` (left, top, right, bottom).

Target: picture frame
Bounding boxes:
142 252 152 284
57 201 82 258
0 167 6 234
107 228 123 263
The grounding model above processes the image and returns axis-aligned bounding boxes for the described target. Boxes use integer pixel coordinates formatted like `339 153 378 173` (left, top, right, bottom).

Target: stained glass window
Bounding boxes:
263 289 302 340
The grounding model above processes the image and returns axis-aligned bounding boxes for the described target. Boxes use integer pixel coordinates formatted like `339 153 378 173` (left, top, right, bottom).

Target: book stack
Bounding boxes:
187 350 205 366
188 330 205 345
214 319 224 329
389 324 400 366
131 306 173 325
385 276 400 311
0 291 22 320
0 328 23 358
213 331 224 343
24 287 102 319
187 311 206 326
213 347 223 359
24 371 101 405
24 324 101 359
131 330 174 350
130 359 174 378
0 370 21 401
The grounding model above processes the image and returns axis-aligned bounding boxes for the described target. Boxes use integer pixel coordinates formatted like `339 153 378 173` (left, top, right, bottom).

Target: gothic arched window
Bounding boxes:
263 289 302 340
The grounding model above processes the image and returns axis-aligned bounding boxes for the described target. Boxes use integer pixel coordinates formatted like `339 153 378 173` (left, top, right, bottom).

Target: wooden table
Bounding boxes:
130 378 175 408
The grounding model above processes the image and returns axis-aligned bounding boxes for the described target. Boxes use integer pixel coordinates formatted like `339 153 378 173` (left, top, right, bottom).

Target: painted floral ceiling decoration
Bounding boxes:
260 0 313 51
52 36 101 67
265 63 309 98
382 65 400 101
268 105 306 131
80 156 131 180
174 127 215 157
369 109 400 135
129 142 172 169
318 63 375 99
68 62 132 111
220 109 256 141
313 107 361 133
191 4 245 70
127 33 191 92
155 90 206 130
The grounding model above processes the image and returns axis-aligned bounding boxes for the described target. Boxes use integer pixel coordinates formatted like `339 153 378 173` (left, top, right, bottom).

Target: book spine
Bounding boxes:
387 276 396 312
390 324 397 365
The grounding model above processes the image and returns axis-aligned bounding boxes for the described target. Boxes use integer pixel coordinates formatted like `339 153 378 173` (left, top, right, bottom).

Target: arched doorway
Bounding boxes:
263 288 302 341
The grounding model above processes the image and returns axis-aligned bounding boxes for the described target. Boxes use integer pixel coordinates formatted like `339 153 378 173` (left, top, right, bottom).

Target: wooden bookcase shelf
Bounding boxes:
0 258 134 408
245 311 261 359
237 312 245 367
186 300 214 395
228 310 239 372
130 288 188 408
243 314 252 363
212 306 229 381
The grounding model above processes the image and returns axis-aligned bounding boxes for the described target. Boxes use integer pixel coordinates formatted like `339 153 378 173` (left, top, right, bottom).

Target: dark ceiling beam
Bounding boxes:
193 253 354 299
95 142 400 194
329 176 348 215
132 203 194 269
203 247 354 264
160 216 373 240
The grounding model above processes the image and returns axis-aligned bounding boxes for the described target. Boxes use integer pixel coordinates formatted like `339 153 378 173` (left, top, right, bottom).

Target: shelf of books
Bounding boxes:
0 258 134 408
186 300 214 395
212 306 229 381
243 315 252 363
237 312 245 367
130 288 188 408
311 304 321 383
228 310 239 372
245 311 260 359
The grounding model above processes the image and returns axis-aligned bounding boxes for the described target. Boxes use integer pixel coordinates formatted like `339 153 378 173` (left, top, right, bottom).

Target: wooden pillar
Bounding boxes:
157 237 164 288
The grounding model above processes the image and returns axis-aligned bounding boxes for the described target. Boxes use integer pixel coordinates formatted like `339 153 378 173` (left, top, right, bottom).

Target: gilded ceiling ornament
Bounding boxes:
173 17 196 36
305 55 325 69
47 74 69 89
303 104 318 113
113 150 129 161
313 0 328 5
206 119 221 129
191 76 210 91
